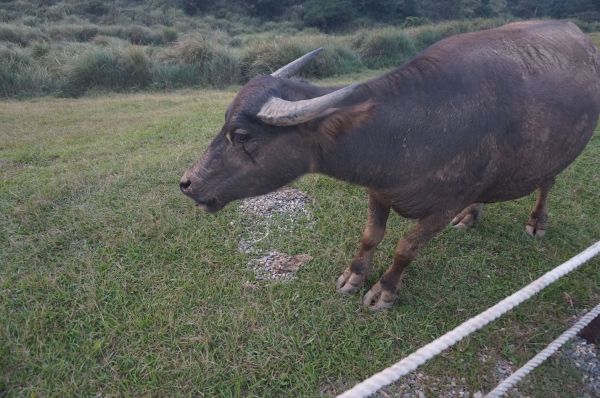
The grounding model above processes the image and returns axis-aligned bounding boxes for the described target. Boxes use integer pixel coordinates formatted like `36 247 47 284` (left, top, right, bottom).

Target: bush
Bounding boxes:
303 0 357 31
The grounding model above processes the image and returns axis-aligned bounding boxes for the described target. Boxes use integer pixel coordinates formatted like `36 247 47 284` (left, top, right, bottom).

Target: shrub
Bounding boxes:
303 0 357 31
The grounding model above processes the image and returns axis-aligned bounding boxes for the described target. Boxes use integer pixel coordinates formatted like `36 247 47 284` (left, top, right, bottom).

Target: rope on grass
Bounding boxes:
485 301 600 397
337 240 600 398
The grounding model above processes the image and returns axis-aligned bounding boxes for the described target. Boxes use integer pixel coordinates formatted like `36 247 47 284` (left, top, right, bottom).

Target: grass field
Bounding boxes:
1 71 599 396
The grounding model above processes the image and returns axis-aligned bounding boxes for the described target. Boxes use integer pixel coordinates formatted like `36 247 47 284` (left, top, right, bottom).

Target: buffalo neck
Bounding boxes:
302 67 434 189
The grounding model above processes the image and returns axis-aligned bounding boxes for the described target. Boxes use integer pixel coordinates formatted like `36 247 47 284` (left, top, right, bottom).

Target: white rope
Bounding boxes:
337 240 600 398
485 301 600 397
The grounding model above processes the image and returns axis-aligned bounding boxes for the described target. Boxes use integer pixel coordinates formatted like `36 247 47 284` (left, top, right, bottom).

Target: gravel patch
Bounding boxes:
248 251 312 281
238 187 311 219
560 337 600 397
237 187 313 281
377 373 474 398
494 359 515 381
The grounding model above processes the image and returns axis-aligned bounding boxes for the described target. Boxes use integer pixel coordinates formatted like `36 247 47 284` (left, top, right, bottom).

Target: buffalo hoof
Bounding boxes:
525 224 546 238
525 215 547 238
363 282 397 311
336 268 365 294
451 203 483 230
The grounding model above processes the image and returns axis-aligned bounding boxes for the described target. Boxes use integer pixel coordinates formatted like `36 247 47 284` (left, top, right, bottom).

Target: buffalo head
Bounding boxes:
180 48 372 212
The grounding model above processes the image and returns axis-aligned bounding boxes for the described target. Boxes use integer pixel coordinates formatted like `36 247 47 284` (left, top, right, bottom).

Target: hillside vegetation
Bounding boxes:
1 0 599 98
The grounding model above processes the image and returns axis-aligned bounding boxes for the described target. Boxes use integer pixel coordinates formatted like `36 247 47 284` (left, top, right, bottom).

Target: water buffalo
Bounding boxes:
180 20 600 310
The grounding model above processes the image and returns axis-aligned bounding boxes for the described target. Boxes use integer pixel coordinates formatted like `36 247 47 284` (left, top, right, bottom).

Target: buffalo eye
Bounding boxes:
232 129 251 144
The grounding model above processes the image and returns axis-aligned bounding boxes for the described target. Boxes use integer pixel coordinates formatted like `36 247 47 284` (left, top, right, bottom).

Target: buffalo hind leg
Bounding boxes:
450 202 484 230
364 212 453 311
337 193 390 294
526 178 555 238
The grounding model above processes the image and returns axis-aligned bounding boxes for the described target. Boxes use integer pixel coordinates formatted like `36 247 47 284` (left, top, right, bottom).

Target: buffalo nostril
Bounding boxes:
179 178 192 191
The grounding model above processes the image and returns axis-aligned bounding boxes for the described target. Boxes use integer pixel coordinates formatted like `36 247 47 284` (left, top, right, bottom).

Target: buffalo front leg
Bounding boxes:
363 213 453 311
336 193 390 293
526 178 555 238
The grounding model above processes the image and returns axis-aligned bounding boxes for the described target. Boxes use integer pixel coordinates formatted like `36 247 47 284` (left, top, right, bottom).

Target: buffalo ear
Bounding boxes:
310 100 375 137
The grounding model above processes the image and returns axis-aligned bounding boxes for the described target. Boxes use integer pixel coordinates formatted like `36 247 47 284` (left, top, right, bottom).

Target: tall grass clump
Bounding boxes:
201 47 240 87
413 27 445 50
241 38 362 80
62 46 151 96
124 25 164 45
175 38 240 86
0 23 45 45
152 38 240 89
151 62 199 90
47 24 98 42
31 41 51 57
353 28 417 68
410 18 510 53
0 47 56 98
162 27 178 43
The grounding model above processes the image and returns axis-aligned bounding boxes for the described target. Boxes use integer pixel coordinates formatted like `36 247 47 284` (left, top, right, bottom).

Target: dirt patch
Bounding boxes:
238 187 313 281
238 187 311 219
248 251 312 281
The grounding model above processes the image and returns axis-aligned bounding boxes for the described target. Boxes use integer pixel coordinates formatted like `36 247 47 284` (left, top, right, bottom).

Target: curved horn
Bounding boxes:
257 83 359 126
271 47 323 78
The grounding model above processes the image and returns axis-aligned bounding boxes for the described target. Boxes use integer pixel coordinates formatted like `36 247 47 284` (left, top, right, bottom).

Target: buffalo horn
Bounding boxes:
257 84 359 126
271 47 323 78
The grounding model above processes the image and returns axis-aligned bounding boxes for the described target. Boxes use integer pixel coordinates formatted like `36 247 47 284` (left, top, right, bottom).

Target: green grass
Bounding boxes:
1 78 599 396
